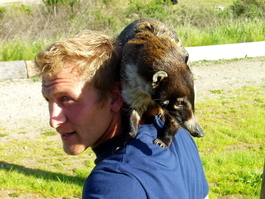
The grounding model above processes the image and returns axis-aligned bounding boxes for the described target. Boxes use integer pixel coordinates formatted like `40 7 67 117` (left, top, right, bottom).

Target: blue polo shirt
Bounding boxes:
83 115 209 199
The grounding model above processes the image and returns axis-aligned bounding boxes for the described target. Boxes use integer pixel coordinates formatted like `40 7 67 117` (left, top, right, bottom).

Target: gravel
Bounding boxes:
0 80 48 127
192 56 265 101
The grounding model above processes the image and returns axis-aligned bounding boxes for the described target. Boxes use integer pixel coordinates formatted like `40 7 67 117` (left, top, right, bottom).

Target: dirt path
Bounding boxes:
192 56 265 101
0 0 42 6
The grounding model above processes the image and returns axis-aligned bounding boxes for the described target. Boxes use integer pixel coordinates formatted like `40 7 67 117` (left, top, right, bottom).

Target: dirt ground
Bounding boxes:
192 56 265 101
0 56 265 198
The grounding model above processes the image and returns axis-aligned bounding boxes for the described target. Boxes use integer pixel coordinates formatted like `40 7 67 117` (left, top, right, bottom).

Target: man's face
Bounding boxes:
42 65 119 155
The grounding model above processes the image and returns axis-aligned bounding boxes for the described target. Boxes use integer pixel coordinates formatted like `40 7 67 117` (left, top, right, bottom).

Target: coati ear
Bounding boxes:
152 71 168 88
184 55 189 63
183 55 189 64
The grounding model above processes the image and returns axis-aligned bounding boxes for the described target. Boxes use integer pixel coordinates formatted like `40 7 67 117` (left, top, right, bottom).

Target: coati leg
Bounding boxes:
153 113 180 148
113 102 140 152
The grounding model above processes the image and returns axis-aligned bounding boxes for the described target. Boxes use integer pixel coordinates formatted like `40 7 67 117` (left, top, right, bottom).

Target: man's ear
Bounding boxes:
110 82 124 112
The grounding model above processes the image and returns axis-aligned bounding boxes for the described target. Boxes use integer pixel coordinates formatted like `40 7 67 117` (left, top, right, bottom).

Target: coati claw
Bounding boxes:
153 139 167 148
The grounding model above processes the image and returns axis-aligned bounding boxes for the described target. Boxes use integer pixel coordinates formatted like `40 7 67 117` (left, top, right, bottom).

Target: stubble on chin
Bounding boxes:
63 143 87 155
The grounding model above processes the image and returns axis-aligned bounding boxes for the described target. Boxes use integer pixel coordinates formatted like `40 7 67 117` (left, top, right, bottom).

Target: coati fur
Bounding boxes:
115 19 204 150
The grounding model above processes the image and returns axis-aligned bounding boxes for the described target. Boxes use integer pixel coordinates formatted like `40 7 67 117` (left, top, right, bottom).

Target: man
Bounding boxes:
35 31 209 198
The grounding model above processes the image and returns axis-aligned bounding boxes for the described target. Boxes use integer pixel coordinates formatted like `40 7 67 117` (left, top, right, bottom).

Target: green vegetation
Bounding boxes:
0 133 8 137
41 128 58 137
0 0 265 61
0 84 264 198
0 137 95 198
195 85 265 198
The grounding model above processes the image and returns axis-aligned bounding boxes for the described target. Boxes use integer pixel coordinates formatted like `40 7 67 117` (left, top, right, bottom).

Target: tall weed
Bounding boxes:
0 38 50 61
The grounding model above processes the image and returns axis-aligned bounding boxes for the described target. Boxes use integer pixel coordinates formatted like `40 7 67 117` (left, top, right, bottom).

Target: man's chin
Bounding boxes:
63 144 87 155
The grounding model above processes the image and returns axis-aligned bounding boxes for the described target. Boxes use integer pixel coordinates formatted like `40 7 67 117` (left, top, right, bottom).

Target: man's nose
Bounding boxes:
49 102 66 128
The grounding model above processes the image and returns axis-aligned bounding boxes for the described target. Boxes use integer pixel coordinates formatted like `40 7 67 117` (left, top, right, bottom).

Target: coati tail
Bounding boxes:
113 104 140 153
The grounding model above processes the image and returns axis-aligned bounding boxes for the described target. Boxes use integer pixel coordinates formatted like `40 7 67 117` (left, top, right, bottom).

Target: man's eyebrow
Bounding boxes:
43 90 70 97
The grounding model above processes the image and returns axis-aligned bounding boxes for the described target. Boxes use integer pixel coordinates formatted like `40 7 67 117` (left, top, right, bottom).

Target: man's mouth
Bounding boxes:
61 132 76 140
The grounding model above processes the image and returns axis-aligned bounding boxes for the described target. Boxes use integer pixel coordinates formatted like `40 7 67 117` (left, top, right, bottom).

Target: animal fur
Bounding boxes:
115 19 204 150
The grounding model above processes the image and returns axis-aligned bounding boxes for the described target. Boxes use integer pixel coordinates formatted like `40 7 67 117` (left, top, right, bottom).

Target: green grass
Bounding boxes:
0 137 95 198
41 128 57 137
0 38 56 61
0 85 264 198
177 19 265 47
195 86 265 198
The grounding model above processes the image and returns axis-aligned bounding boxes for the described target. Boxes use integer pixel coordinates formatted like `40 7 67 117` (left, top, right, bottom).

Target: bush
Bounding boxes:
42 0 79 19
0 6 6 19
125 0 172 24
230 0 265 18
42 0 78 6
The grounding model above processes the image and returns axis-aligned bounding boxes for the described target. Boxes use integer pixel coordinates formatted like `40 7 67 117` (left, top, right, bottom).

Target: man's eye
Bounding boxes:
63 96 71 102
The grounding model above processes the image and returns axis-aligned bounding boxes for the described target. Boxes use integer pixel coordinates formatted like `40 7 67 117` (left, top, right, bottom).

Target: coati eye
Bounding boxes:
173 102 183 109
174 98 185 109
177 101 184 107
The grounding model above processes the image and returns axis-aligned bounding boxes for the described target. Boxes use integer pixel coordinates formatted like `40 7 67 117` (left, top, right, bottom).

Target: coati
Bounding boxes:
115 19 204 150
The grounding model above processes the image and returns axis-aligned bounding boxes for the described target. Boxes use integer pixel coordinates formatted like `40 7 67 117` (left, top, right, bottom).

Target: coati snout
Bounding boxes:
115 19 204 150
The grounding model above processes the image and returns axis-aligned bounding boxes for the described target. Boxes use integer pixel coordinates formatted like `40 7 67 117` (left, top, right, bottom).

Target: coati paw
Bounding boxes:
153 139 167 148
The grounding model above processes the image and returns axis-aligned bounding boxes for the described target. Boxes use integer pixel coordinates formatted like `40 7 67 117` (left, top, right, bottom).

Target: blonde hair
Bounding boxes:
35 31 120 101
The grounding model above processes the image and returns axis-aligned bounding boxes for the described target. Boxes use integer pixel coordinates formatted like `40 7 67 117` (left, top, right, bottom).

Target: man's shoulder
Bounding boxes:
85 115 208 198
